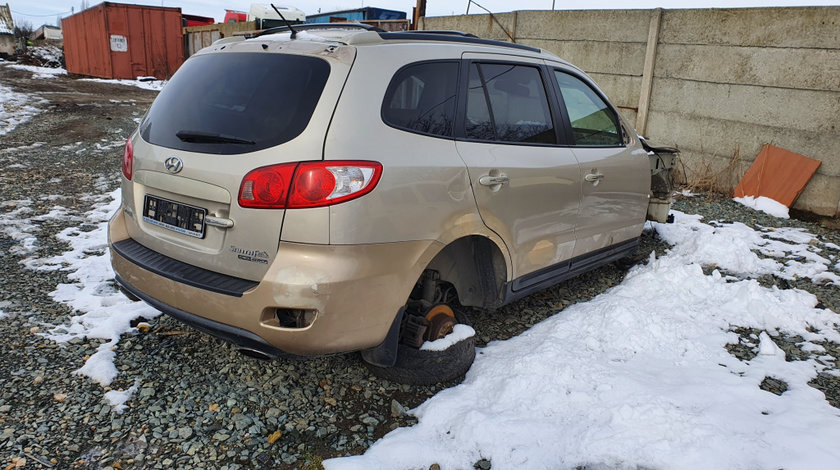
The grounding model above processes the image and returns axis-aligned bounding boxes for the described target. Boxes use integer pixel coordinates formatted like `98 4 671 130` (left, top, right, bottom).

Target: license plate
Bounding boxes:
142 195 206 239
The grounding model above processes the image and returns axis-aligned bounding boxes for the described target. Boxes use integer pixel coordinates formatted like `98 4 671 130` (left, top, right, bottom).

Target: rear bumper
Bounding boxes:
109 207 441 356
115 274 293 358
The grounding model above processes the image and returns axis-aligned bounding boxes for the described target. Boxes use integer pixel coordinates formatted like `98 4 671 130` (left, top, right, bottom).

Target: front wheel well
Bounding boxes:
421 236 507 309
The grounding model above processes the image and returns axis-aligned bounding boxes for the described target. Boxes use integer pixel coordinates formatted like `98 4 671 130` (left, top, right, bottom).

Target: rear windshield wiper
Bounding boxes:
176 130 255 145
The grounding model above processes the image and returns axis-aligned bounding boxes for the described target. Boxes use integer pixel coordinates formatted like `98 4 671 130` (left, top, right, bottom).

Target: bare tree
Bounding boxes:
13 21 35 41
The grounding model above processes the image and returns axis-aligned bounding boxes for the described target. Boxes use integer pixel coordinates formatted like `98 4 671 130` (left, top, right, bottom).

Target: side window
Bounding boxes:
465 63 556 144
554 71 621 146
382 61 459 138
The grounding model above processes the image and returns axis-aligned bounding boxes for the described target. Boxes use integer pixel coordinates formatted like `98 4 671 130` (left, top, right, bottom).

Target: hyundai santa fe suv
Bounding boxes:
109 25 678 384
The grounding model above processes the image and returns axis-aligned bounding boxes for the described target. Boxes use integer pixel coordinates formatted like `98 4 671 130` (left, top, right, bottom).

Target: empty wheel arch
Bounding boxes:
423 235 508 309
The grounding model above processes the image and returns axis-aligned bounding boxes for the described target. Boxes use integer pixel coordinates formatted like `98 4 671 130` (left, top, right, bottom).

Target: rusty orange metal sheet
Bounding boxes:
62 2 184 80
733 144 822 207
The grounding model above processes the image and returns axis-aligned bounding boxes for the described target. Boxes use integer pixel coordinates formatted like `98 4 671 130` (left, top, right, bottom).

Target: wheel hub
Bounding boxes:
424 304 456 341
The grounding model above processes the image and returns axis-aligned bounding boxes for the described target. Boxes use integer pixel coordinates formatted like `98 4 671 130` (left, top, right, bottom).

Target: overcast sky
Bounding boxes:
10 0 840 28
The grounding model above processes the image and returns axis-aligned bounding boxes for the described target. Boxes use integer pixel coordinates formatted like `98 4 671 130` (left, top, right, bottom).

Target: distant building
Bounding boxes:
33 24 63 41
0 3 14 56
248 4 305 29
306 7 406 24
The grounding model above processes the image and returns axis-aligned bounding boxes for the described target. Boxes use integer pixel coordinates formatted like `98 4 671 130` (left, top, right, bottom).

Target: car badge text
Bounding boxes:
164 156 183 174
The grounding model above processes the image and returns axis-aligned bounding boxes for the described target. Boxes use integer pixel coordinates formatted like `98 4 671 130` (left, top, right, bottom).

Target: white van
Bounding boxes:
247 4 305 29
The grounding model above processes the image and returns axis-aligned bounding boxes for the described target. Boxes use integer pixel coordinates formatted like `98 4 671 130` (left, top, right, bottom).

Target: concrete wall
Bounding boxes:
0 35 13 56
0 4 14 56
420 7 840 217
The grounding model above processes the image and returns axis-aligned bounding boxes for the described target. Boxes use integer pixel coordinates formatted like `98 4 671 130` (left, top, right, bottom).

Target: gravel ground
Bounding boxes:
1 65 839 470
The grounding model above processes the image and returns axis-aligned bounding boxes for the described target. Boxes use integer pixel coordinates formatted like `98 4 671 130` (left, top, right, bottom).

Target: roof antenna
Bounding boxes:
270 3 297 39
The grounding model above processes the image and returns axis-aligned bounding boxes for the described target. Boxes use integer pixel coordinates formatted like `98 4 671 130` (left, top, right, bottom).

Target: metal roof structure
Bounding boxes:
0 3 14 35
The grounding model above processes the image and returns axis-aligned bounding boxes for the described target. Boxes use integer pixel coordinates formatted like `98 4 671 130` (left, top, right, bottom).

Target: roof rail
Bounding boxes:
399 30 478 38
252 22 385 38
378 32 540 53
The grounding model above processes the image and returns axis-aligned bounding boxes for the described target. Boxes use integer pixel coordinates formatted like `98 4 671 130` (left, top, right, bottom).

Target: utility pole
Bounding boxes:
412 0 426 30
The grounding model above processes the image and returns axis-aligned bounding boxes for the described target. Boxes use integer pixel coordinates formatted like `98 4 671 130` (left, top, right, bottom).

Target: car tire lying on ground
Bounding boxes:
365 336 476 385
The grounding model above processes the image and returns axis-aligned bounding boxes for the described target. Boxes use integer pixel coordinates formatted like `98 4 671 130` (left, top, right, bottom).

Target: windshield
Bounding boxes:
140 52 330 155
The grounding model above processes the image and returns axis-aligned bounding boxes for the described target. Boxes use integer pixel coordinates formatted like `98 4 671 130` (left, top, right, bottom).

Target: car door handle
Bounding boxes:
584 173 604 183
479 175 510 186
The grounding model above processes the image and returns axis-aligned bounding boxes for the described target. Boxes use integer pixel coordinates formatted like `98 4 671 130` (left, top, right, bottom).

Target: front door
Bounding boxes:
550 69 650 257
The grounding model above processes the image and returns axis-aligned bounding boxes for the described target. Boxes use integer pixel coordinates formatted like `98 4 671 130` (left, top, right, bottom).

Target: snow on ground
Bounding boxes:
656 212 839 286
103 379 140 414
0 199 77 256
734 195 791 219
326 212 840 470
0 142 45 154
6 64 67 79
26 189 159 391
3 59 163 91
0 84 48 136
81 77 167 91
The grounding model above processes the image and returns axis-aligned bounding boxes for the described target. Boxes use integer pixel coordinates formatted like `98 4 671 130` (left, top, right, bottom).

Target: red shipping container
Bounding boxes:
62 2 184 80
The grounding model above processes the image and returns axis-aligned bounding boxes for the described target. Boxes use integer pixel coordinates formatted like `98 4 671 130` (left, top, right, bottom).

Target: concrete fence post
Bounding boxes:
636 8 662 136
512 11 518 43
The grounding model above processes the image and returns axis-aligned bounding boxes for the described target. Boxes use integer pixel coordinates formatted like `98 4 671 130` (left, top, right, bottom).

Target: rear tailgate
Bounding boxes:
121 40 355 281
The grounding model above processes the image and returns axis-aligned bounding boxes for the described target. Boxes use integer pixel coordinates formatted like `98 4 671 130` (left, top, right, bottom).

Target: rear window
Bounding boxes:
140 53 330 155
382 61 459 138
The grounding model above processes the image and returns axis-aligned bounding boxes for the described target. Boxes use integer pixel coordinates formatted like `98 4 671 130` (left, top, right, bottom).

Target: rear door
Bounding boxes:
455 54 581 281
549 67 650 257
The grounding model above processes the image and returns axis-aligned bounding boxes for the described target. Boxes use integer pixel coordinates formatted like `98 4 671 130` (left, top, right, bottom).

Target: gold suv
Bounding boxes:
109 25 674 384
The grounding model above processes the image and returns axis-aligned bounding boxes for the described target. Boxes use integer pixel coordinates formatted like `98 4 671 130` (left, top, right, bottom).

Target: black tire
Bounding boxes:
365 336 476 385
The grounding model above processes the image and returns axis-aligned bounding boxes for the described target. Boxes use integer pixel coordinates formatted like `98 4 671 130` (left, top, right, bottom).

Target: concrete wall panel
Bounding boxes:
647 112 839 177
525 39 646 76
421 13 515 42
584 73 642 111
648 78 838 134
655 44 840 92
660 7 840 48
514 10 651 43
796 174 840 217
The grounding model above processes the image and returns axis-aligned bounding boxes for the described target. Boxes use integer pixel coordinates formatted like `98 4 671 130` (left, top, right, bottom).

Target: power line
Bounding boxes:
11 9 73 17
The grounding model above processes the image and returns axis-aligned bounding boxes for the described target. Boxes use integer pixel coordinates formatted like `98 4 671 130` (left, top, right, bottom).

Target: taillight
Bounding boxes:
238 162 297 208
122 139 133 180
238 161 382 209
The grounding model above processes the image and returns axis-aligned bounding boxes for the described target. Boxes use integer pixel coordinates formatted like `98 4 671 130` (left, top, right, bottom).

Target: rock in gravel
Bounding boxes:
362 416 379 426
474 458 492 469
390 399 408 418
267 430 282 444
178 427 193 439
760 376 789 396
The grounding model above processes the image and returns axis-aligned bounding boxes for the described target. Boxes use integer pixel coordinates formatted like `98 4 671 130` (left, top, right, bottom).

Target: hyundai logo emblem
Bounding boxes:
164 156 183 174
